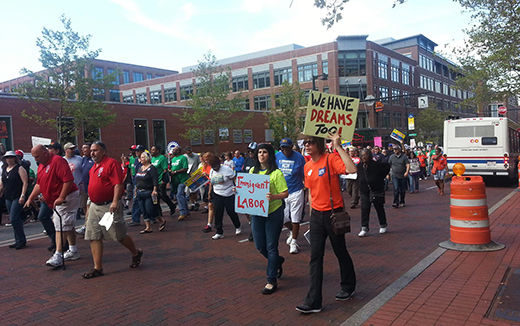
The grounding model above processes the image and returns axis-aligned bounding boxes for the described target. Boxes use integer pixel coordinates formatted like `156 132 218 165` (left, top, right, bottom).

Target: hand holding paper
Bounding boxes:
99 212 114 231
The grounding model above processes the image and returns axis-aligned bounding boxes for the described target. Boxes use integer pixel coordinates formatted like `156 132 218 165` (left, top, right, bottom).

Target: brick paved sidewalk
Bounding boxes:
364 191 520 326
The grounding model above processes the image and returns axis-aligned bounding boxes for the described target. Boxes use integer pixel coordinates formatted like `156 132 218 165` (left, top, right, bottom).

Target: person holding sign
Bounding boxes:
250 143 288 295
296 134 357 314
207 154 242 240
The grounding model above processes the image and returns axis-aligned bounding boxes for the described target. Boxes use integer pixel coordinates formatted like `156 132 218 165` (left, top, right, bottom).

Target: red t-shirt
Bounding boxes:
37 154 77 207
304 153 346 211
417 154 427 167
88 156 123 203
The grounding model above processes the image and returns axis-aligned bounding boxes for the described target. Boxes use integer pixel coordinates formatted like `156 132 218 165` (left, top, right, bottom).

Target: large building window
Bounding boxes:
298 63 318 82
402 64 410 85
435 80 441 93
109 89 120 102
274 68 292 86
322 61 328 75
123 71 130 84
338 51 366 76
204 130 215 145
136 92 147 104
419 54 434 72
150 90 162 104
254 95 271 111
377 55 388 79
123 95 134 103
92 67 103 80
134 119 148 148
403 90 410 106
164 88 177 102
107 69 119 85
391 89 400 105
340 84 367 100
133 72 144 82
253 71 270 89
152 120 166 150
242 98 250 111
93 88 105 101
180 84 193 100
232 75 249 92
391 63 399 82
383 112 391 128
379 86 389 103
147 73 153 80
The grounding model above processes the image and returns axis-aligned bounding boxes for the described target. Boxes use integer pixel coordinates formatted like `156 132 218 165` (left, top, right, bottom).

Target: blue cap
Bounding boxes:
279 138 293 147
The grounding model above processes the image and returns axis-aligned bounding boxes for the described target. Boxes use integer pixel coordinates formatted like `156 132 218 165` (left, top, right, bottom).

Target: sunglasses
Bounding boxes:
303 140 316 145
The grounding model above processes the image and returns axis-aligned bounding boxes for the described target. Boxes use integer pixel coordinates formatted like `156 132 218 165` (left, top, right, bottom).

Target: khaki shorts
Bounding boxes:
52 190 80 232
85 201 128 242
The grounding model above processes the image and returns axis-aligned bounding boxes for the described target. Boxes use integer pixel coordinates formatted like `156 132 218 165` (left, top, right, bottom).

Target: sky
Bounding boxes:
0 0 474 82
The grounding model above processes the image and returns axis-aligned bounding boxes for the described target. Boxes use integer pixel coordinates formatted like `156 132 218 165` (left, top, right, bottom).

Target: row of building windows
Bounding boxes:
338 51 366 77
376 55 412 85
419 75 470 99
419 54 461 80
190 128 254 146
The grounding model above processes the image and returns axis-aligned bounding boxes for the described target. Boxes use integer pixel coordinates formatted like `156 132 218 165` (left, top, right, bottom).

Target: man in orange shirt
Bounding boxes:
432 148 447 195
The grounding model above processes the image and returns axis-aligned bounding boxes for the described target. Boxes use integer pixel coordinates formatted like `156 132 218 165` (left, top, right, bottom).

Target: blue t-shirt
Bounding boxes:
275 150 305 194
233 156 245 172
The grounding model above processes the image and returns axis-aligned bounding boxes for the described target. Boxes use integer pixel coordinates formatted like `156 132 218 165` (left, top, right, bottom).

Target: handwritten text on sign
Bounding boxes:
303 91 360 141
234 173 270 217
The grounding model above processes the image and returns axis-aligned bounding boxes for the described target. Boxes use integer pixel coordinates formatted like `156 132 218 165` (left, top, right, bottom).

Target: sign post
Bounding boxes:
408 114 415 131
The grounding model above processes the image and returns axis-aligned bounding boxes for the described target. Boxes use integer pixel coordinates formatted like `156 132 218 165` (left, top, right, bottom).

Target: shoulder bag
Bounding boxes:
326 154 351 235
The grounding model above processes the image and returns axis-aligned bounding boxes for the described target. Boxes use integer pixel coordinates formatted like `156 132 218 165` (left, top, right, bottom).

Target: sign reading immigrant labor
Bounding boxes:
303 90 359 141
234 173 270 217
390 129 406 143
184 166 210 192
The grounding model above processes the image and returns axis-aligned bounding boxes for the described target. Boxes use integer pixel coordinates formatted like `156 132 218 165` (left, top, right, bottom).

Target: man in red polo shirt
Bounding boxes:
25 145 80 268
82 141 142 279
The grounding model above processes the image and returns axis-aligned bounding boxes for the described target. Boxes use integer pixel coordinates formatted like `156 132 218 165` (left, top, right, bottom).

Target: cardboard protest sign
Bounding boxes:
374 136 382 147
390 129 406 143
234 173 270 217
184 167 209 192
303 90 359 141
31 136 51 147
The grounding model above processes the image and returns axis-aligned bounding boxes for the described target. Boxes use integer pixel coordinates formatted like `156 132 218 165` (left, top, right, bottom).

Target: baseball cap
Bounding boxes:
15 150 24 158
279 138 293 148
64 142 76 150
46 142 62 150
129 145 137 151
248 142 258 150
135 145 146 152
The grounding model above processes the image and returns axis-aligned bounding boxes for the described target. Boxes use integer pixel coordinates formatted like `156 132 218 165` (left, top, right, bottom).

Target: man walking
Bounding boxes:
275 138 306 254
170 146 190 221
129 145 146 226
83 141 142 279
25 145 80 267
388 144 409 208
151 145 176 215
184 147 201 211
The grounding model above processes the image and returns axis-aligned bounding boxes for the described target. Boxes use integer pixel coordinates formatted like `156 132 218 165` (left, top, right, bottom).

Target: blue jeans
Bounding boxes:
136 190 154 222
131 185 142 224
251 206 284 284
38 202 56 245
6 198 26 246
408 174 419 193
391 176 407 205
174 183 188 216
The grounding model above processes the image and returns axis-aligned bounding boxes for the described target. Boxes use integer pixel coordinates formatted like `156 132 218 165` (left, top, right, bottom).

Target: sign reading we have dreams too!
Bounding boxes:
303 90 360 141
234 173 270 217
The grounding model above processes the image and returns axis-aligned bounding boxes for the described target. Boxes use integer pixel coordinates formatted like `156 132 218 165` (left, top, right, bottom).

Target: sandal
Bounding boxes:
159 221 166 232
140 229 153 234
82 268 104 279
130 249 143 268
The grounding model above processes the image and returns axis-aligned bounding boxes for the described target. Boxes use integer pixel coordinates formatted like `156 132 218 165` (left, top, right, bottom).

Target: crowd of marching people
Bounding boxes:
0 136 449 313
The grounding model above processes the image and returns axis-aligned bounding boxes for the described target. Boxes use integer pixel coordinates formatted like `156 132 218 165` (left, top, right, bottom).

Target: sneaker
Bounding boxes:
400 203 406 207
379 227 387 234
335 289 355 301
235 228 242 235
76 225 86 234
212 233 224 240
286 232 293 245
178 214 188 221
202 225 212 233
392 203 399 208
289 240 300 254
296 304 322 314
358 227 368 237
64 249 80 261
46 253 63 267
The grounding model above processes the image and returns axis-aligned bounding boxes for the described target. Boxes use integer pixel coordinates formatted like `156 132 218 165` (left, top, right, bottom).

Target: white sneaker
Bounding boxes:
358 228 368 237
76 225 86 234
46 253 63 267
63 249 80 261
379 227 387 234
289 240 300 254
286 232 293 245
235 228 242 235
212 233 224 240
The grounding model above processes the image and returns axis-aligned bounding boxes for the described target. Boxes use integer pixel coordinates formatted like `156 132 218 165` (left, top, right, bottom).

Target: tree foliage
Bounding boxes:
18 15 115 143
415 107 448 144
176 52 251 150
266 81 306 145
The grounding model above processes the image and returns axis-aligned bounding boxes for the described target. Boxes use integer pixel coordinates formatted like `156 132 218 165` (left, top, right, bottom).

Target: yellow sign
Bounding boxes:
303 91 360 141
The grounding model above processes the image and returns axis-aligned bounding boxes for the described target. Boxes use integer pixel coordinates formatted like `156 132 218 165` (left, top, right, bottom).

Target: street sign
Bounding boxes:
408 133 417 137
418 96 428 109
408 114 415 130
498 106 507 115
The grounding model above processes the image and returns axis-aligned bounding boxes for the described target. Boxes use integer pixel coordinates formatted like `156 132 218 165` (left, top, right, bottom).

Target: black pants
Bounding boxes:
304 208 356 308
159 182 176 212
212 193 241 235
360 192 387 229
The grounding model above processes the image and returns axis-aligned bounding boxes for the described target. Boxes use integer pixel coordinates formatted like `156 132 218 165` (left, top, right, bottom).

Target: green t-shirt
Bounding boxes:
151 155 168 184
250 168 288 215
129 156 136 176
170 155 189 184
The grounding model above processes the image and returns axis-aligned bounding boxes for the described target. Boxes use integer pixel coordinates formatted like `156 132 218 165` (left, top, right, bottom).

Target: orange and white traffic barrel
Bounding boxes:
439 164 505 252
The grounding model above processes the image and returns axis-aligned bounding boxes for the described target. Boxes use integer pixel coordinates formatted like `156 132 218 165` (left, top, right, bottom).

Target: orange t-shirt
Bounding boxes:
304 153 346 211
203 163 211 175
433 155 447 171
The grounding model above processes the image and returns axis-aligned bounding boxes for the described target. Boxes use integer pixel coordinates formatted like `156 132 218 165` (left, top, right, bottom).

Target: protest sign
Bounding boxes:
184 167 209 192
234 173 270 217
303 90 359 141
390 129 406 143
374 136 382 147
31 136 51 147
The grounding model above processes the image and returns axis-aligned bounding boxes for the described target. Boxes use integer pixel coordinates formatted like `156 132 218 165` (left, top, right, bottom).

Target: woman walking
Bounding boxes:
250 143 288 294
408 151 421 193
0 151 29 249
296 134 357 313
135 152 166 233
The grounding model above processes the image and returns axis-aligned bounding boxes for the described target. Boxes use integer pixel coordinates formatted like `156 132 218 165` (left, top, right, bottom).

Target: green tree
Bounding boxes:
176 52 251 150
266 81 306 144
18 15 116 143
453 62 496 116
415 106 448 144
